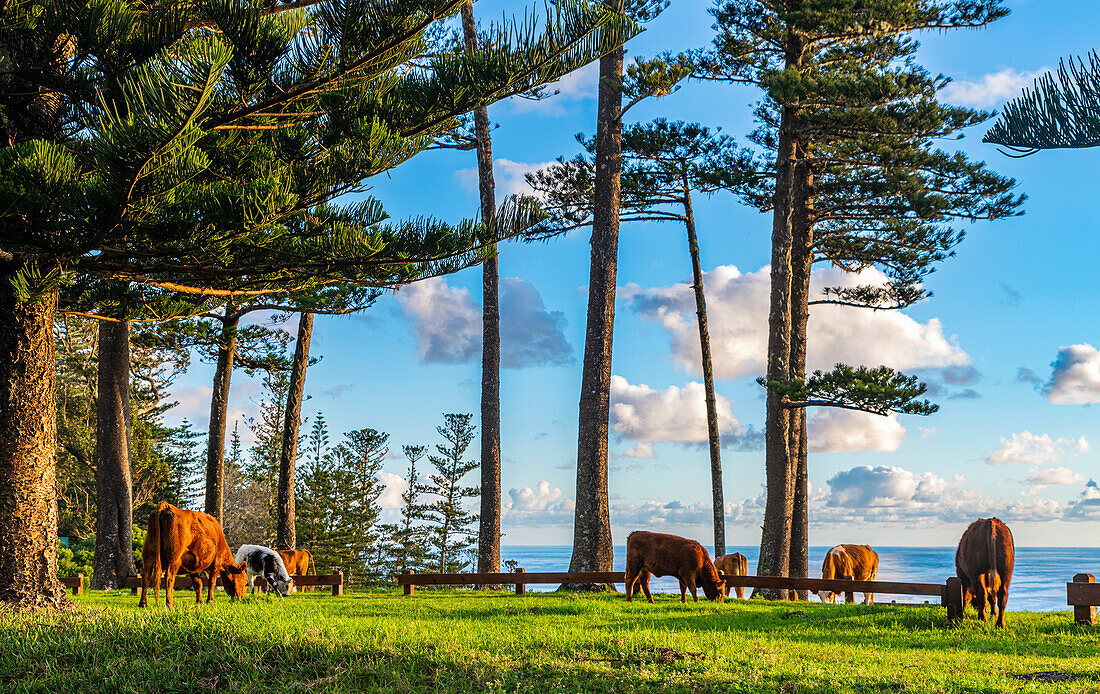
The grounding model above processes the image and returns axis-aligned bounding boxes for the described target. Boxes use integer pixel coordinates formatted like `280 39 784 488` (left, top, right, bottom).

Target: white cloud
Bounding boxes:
983 431 1090 466
940 67 1049 107
1065 480 1100 521
826 465 948 509
1025 467 1086 492
623 442 656 459
609 375 743 444
1044 344 1100 405
454 158 553 200
378 472 406 510
503 481 574 524
396 277 572 367
627 265 969 380
807 408 907 453
504 61 597 114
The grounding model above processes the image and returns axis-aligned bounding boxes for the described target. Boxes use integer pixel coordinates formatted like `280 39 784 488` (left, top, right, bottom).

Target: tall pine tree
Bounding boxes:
419 414 480 574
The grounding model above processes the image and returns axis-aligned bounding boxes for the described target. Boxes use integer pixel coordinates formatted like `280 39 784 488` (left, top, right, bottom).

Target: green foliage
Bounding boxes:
985 52 1100 154
0 0 640 316
759 364 939 417
379 445 432 579
57 528 143 579
418 414 480 574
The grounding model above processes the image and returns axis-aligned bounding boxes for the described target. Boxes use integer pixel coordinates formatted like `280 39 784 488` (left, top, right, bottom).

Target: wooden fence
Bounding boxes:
1068 573 1100 625
59 575 83 596
124 572 344 596
396 569 965 618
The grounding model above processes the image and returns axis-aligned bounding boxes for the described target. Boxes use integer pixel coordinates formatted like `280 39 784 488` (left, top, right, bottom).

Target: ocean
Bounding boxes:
499 545 1100 612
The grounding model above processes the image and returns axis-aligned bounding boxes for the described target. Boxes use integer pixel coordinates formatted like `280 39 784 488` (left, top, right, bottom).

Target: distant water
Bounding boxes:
500 545 1100 612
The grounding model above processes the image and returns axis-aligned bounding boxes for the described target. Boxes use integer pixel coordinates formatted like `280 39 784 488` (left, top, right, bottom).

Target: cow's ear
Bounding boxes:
226 561 246 575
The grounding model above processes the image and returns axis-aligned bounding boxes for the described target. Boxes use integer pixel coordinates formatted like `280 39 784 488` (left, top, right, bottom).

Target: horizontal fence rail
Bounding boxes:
126 572 344 596
397 569 953 607
59 575 83 596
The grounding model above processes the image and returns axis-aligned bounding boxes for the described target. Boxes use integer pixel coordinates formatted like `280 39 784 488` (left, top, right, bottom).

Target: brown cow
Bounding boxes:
714 553 748 599
818 544 879 604
955 517 1014 628
278 549 316 592
625 531 725 603
138 502 248 607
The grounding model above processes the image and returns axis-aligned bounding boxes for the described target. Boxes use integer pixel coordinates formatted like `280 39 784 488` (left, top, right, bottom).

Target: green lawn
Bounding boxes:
1 589 1098 693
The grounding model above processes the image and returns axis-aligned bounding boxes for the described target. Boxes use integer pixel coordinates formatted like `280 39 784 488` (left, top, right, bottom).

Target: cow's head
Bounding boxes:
703 577 725 602
222 561 249 599
267 574 296 597
817 590 837 604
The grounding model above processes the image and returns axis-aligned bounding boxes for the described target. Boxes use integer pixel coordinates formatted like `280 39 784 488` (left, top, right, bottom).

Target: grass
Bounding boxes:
1 590 1099 693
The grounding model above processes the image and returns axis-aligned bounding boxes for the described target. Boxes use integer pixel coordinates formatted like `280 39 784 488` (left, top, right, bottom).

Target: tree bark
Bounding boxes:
0 259 68 609
277 312 313 550
92 320 137 589
205 311 240 523
563 30 622 591
787 158 814 597
683 180 725 557
462 0 502 584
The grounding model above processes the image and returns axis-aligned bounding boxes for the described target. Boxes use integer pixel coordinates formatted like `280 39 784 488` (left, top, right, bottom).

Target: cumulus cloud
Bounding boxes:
609 375 743 444
623 442 656 459
1065 480 1100 521
1025 467 1086 492
821 464 1063 525
396 277 572 368
940 67 1049 107
454 158 552 199
503 481 574 524
807 409 907 453
378 472 406 510
1044 344 1100 404
626 265 969 380
983 431 1090 466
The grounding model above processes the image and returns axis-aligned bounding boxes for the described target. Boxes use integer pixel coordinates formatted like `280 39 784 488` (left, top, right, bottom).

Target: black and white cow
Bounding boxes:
234 544 297 596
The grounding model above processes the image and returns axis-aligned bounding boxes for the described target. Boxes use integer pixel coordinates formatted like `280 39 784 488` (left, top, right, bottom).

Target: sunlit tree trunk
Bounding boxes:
277 312 313 550
205 310 240 523
0 259 67 608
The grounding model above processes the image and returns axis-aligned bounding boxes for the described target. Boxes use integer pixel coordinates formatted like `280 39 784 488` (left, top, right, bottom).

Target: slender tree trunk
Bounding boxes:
563 29 622 591
787 160 814 597
462 0 502 584
92 320 137 589
205 312 239 523
277 312 313 550
683 182 725 557
0 260 67 609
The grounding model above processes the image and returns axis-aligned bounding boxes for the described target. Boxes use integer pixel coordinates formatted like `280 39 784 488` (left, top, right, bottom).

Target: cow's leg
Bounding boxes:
641 572 654 604
735 584 744 600
864 592 874 605
995 587 1007 628
679 580 687 603
624 568 638 602
165 562 182 607
207 568 217 603
685 577 698 602
192 575 204 604
845 590 855 604
975 575 989 621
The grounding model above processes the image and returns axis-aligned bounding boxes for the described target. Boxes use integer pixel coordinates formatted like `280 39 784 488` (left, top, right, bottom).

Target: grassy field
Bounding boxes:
1 589 1099 693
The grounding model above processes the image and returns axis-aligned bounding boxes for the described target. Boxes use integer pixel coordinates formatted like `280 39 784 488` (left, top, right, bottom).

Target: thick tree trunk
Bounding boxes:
92 320 136 589
683 183 725 557
462 0 502 584
277 312 313 550
0 261 68 609
755 105 798 596
787 170 814 597
205 312 239 523
563 36 622 591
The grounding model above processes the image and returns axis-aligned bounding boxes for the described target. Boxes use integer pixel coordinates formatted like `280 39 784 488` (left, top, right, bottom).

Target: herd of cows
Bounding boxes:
134 501 1017 628
622 517 1016 627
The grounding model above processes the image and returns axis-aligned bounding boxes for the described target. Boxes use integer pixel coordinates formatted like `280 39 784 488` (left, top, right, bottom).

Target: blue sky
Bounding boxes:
167 0 1100 547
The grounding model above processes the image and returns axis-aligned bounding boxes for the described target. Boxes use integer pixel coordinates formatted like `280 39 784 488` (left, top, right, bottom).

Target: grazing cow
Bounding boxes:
138 502 248 608
714 553 748 599
625 531 725 603
955 517 1014 628
278 549 316 592
236 545 297 596
818 544 879 605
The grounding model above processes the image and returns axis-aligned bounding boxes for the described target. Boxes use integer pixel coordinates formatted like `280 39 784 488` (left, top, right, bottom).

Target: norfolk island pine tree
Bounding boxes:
0 1 640 608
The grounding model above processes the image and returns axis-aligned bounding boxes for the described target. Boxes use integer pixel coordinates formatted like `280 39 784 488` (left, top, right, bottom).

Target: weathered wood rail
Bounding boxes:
397 569 963 615
124 572 344 596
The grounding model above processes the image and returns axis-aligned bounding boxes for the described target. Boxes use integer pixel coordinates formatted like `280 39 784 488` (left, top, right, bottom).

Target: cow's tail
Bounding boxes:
158 503 175 575
308 551 316 576
988 518 1000 587
146 506 163 598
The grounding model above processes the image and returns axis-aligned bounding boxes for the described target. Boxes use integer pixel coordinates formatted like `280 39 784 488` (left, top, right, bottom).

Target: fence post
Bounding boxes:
403 570 414 596
842 574 855 604
74 574 84 596
945 577 964 622
1073 573 1096 626
332 571 344 597
515 568 526 596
